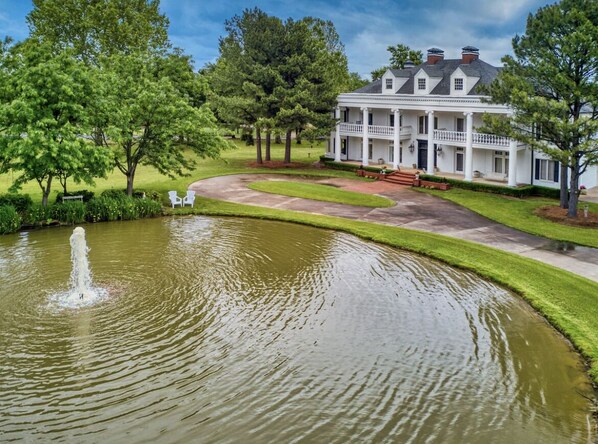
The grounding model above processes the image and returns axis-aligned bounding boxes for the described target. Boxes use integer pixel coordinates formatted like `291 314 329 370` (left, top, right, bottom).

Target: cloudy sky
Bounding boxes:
0 0 553 78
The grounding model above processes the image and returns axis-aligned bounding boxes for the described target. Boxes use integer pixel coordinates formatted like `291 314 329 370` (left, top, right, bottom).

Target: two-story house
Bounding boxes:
328 46 598 190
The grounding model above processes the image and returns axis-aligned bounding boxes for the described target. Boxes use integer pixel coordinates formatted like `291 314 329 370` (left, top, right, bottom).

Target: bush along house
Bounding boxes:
328 46 598 190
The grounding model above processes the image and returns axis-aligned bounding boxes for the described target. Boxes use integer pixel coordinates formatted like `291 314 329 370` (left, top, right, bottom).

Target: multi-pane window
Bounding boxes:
418 78 426 90
341 138 347 155
418 115 438 134
493 150 509 175
536 159 559 182
385 78 393 89
454 78 464 91
341 109 349 123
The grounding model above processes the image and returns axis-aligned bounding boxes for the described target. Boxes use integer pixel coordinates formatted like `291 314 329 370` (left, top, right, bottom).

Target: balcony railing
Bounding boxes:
434 130 510 147
339 123 412 137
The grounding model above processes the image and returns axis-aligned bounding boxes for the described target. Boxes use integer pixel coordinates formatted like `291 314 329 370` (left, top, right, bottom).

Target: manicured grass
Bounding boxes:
170 197 598 384
416 187 598 248
248 180 395 208
0 140 363 203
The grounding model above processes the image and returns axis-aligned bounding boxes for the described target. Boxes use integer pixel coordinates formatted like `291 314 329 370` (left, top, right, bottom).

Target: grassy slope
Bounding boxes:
0 141 361 201
416 188 598 248
171 198 598 383
248 180 395 208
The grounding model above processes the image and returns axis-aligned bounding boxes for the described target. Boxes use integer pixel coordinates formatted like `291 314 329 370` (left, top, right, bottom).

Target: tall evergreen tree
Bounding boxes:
483 0 598 217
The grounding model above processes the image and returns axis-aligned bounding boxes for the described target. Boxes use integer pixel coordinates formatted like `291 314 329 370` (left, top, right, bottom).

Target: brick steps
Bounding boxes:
382 171 417 186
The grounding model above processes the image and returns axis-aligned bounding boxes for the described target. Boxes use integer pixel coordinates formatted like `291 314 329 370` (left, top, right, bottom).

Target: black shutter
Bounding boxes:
553 161 559 182
535 159 540 180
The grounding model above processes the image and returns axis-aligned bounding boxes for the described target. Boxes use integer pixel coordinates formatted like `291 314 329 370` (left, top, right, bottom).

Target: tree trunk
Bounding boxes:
567 163 580 218
560 163 569 209
275 133 282 144
41 175 53 207
265 131 271 161
284 130 292 164
296 128 302 144
256 127 263 164
126 170 135 196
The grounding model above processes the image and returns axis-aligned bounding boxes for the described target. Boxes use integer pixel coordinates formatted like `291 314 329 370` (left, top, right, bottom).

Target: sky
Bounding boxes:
0 0 554 78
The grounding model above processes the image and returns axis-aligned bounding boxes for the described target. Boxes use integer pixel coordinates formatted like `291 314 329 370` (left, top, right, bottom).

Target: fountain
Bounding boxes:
70 227 93 299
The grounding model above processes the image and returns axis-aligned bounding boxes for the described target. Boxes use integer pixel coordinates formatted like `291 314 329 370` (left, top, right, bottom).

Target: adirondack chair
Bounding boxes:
182 190 196 207
168 191 183 208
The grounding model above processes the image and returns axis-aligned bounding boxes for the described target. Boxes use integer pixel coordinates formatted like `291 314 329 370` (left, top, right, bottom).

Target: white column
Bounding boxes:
508 139 517 186
426 110 435 175
464 112 474 181
334 107 341 162
361 107 369 166
392 108 400 170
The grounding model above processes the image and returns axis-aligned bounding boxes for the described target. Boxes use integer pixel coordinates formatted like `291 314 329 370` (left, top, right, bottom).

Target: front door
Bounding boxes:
455 151 464 173
418 141 428 170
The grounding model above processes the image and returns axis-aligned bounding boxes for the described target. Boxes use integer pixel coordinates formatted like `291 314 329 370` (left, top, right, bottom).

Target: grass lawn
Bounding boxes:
416 188 598 248
170 198 598 384
0 140 362 202
248 180 395 208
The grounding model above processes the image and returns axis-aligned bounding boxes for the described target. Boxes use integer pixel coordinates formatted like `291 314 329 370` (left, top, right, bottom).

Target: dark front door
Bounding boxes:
418 140 428 170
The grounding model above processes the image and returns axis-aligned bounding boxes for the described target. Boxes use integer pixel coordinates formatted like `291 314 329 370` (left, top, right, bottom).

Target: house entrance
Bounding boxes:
417 140 437 170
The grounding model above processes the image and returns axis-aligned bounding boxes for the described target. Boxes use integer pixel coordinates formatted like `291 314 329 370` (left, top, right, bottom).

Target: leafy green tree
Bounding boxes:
95 52 229 195
483 0 598 217
27 0 169 64
0 41 112 206
371 43 423 80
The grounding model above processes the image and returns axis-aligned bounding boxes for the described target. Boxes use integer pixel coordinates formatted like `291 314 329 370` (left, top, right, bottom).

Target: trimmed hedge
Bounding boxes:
419 174 560 199
320 157 393 174
0 194 33 214
0 205 22 234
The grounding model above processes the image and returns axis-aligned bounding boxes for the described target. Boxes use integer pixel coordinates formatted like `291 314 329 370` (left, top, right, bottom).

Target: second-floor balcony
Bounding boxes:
339 123 412 139
434 130 510 148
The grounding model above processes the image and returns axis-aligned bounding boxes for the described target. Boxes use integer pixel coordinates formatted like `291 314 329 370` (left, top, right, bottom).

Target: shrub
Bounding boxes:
101 189 128 201
85 195 161 222
320 159 392 174
54 190 95 204
0 205 22 234
0 194 33 214
85 196 122 222
531 185 561 199
51 201 86 224
23 203 52 226
134 198 162 218
133 189 162 201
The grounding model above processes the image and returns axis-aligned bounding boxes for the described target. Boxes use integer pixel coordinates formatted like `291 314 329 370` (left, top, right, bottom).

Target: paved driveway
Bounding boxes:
189 174 598 283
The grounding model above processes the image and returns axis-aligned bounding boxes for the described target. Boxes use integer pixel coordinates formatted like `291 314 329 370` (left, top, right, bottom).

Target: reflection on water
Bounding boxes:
0 217 595 443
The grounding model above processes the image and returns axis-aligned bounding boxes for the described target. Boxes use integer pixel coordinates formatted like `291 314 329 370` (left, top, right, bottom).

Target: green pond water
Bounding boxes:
0 216 595 443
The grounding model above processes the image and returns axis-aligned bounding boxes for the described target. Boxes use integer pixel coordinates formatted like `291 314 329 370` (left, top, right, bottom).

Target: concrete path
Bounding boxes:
189 174 598 283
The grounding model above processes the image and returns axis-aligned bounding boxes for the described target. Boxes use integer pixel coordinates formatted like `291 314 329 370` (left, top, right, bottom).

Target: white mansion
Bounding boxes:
328 46 598 189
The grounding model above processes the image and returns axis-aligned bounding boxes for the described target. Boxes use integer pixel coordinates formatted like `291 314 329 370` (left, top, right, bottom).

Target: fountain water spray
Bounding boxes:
70 227 93 299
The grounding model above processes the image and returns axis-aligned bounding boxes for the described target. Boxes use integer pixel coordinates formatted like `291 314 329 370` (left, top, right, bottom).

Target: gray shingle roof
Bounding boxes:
350 57 500 95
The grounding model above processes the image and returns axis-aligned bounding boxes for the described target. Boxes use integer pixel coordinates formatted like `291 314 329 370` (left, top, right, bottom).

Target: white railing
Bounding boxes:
434 130 510 147
368 125 394 136
434 130 466 143
339 123 413 137
339 123 362 133
473 133 510 147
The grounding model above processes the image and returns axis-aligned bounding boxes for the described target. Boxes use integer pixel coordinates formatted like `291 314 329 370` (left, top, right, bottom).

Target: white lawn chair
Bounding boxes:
182 190 196 207
168 191 183 208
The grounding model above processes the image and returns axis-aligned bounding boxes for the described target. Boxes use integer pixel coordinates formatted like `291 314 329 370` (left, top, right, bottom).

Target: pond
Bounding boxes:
0 217 595 443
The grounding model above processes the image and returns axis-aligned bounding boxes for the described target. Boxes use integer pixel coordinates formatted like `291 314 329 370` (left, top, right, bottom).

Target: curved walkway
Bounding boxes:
189 174 598 283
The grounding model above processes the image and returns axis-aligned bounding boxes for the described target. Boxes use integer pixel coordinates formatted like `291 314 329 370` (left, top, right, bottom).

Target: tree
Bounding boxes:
27 0 169 64
208 8 286 163
483 0 598 217
95 52 229 195
0 41 112 206
371 43 423 80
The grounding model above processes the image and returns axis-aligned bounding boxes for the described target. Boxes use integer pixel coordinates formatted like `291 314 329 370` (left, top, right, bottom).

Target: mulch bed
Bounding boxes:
246 160 308 169
535 205 598 228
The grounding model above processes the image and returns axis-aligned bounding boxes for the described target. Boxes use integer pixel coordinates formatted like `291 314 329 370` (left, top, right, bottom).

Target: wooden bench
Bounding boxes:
61 195 84 203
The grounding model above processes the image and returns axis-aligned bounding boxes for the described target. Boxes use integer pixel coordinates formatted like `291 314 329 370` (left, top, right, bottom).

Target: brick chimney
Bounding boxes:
461 46 479 64
426 47 444 65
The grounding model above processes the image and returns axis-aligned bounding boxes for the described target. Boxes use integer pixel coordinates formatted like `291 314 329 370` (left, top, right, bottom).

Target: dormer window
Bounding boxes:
385 78 393 90
418 78 426 90
454 78 464 91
